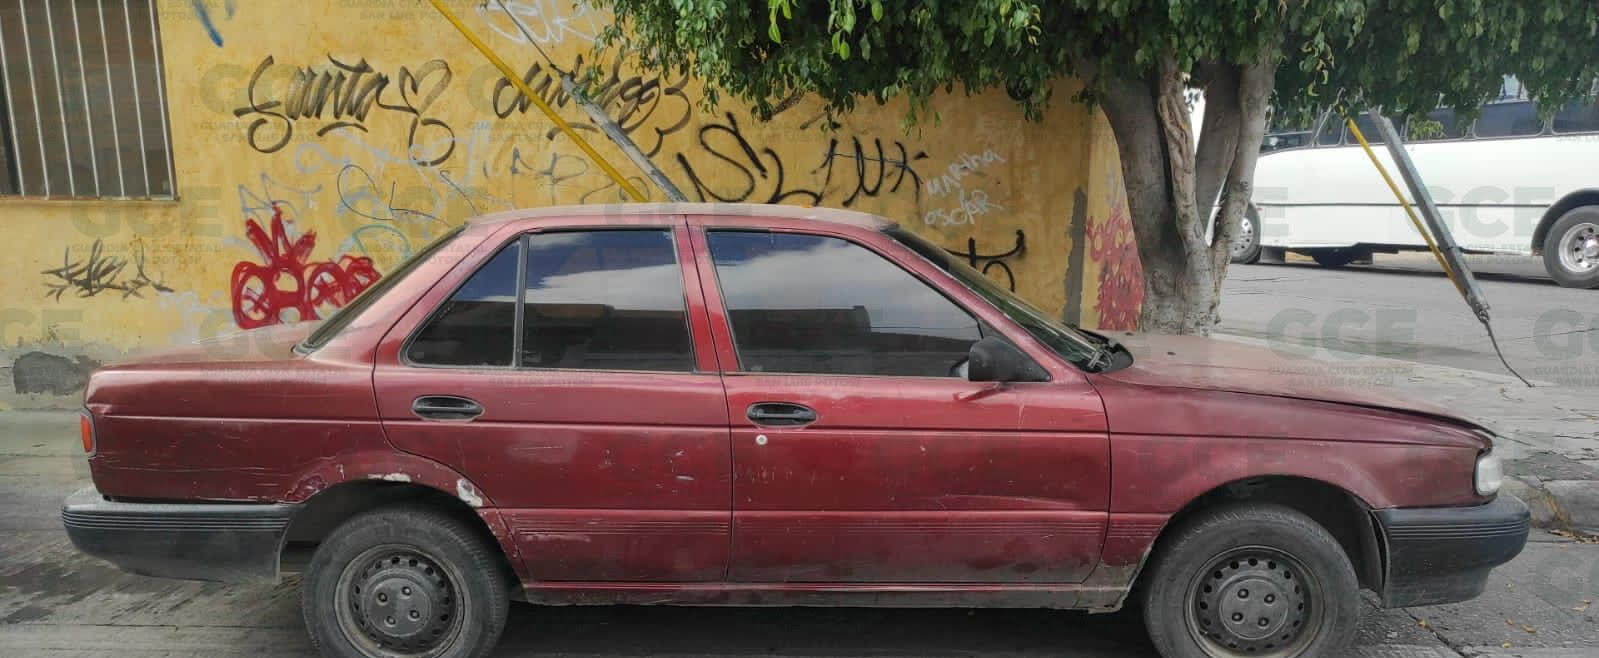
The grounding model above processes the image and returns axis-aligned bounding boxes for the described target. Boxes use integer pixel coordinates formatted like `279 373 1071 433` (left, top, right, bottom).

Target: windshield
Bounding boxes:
299 225 465 351
883 227 1105 369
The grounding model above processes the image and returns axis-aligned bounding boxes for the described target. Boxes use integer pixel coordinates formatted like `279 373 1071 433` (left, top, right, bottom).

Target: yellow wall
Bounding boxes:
0 0 1139 406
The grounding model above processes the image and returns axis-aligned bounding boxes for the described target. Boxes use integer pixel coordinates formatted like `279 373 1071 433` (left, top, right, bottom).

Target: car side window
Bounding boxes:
706 230 981 377
407 242 520 367
520 229 694 372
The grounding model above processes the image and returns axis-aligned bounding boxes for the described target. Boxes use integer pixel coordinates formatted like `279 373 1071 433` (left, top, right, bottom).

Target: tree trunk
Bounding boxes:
1097 45 1278 334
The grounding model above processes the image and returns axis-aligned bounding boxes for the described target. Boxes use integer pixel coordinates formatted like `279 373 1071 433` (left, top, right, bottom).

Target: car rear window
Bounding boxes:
299 226 464 352
406 229 695 372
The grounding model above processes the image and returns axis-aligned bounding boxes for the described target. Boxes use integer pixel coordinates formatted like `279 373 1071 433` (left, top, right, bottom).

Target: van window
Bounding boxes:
1474 101 1544 138
1552 98 1599 134
1315 120 1344 146
1409 108 1470 141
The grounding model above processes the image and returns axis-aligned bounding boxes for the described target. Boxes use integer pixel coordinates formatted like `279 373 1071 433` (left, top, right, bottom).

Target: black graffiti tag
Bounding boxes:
814 137 928 207
673 112 822 205
42 240 173 301
492 53 692 158
234 55 455 165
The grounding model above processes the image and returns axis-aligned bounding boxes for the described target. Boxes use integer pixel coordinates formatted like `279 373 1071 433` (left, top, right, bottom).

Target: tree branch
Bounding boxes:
1194 64 1242 223
1152 56 1206 270
1209 44 1279 286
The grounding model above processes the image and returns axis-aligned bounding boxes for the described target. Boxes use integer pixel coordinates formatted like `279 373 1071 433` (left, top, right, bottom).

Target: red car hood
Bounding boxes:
1097 333 1483 429
107 323 316 367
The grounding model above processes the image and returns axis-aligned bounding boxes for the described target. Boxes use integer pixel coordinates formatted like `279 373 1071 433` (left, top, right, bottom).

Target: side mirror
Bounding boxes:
966 336 1048 383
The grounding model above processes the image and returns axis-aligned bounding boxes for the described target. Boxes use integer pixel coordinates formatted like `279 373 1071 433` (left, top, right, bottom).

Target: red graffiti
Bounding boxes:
1087 192 1144 331
231 205 381 329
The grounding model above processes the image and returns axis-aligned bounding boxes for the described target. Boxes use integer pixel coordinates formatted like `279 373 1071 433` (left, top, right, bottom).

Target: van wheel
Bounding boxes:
1541 206 1599 288
1308 249 1362 268
1230 206 1263 264
1141 504 1359 658
302 506 510 658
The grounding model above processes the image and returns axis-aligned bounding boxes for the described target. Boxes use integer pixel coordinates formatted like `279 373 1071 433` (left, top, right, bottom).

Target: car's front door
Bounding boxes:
373 221 732 583
689 220 1109 584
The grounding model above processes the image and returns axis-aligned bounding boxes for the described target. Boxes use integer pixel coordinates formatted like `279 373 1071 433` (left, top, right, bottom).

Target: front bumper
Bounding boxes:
61 486 297 583
1374 494 1529 608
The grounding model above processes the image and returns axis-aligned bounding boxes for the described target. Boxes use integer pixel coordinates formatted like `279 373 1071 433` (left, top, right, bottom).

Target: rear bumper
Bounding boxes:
61 486 297 583
1374 494 1529 608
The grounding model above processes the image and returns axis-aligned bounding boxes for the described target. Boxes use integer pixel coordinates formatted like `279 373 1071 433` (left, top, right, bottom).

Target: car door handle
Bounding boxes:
412 395 484 421
746 402 816 427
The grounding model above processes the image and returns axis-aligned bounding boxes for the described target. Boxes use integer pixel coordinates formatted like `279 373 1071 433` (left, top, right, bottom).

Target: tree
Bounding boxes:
591 0 1599 333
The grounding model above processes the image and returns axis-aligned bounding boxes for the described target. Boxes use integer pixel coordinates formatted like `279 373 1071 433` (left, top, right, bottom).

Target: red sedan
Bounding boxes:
64 204 1527 658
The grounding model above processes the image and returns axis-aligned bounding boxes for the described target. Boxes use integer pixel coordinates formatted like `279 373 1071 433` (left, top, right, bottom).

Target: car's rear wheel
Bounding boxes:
1541 206 1599 289
1141 504 1359 658
302 506 510 658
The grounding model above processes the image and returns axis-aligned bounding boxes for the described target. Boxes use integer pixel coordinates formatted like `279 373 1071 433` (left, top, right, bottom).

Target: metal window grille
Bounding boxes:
0 0 175 199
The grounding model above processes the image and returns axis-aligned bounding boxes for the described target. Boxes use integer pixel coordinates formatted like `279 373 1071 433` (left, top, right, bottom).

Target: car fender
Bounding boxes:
280 448 519 567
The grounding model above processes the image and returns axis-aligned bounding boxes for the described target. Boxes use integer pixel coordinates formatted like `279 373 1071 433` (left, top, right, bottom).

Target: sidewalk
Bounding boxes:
1214 334 1599 536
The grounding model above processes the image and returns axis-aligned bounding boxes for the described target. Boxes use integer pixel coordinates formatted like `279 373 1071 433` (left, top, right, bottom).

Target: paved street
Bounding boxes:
1 408 1595 657
1219 253 1599 382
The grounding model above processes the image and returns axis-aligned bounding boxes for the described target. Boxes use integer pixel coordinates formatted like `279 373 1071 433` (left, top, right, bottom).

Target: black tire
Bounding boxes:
1540 206 1599 289
1229 206 1263 264
1141 504 1360 658
302 505 511 658
1308 249 1361 268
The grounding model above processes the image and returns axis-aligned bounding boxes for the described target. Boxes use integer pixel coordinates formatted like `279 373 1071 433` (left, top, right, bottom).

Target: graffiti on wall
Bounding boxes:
42 240 172 301
670 112 931 210
234 55 456 165
230 205 381 329
813 136 928 207
944 230 1026 292
1087 176 1144 331
492 53 692 158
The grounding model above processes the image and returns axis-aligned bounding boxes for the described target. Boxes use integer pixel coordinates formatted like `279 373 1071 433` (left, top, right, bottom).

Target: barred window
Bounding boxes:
0 0 174 198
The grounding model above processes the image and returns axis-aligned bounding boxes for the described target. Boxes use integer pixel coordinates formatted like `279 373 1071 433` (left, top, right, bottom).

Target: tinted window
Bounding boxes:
1475 101 1543 137
1261 131 1311 153
408 242 520 366
1349 114 1388 144
1409 108 1470 141
521 230 693 372
707 231 981 377
1315 120 1344 146
1552 97 1599 134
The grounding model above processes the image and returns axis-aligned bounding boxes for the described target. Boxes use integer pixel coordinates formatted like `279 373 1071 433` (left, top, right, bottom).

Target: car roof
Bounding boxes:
465 203 898 230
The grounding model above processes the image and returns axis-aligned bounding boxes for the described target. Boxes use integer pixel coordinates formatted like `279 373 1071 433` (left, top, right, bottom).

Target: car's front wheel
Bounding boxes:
302 506 510 658
1141 504 1360 658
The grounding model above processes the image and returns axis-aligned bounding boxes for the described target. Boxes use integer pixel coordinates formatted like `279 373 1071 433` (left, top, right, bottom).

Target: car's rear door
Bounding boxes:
688 215 1109 584
372 217 732 583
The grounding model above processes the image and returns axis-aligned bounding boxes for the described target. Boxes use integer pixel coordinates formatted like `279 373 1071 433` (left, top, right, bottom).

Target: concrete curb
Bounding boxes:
1504 474 1599 538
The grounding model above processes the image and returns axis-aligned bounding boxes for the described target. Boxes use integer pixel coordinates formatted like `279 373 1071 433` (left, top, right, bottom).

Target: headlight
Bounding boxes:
1474 452 1502 496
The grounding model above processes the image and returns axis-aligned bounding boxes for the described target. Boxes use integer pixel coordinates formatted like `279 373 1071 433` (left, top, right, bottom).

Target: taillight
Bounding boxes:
79 410 95 454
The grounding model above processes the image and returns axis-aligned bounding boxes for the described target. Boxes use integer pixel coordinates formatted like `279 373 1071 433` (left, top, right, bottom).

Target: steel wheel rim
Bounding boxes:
333 544 465 658
1183 546 1325 657
1231 214 1258 260
1557 221 1599 274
